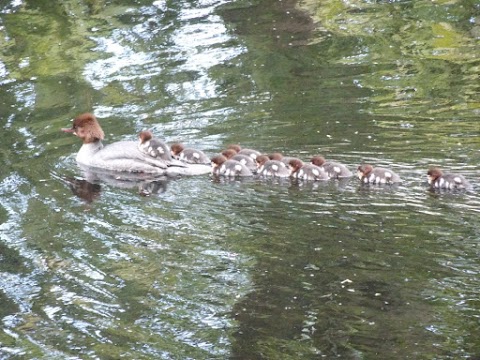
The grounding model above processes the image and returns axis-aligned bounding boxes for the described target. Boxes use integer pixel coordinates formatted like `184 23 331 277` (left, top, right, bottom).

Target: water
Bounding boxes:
0 0 479 358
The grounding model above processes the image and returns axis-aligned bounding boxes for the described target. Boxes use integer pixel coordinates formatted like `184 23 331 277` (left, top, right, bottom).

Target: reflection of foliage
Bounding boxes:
0 1 102 80
0 0 153 113
298 0 480 118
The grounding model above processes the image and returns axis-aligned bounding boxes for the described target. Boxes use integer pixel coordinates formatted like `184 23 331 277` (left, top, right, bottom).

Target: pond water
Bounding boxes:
0 0 479 358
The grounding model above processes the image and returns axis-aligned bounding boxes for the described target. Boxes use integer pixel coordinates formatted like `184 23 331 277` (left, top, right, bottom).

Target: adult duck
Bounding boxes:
62 113 210 176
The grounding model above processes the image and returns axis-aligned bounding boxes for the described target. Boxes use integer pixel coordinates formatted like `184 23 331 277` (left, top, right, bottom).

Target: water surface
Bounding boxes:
0 0 479 358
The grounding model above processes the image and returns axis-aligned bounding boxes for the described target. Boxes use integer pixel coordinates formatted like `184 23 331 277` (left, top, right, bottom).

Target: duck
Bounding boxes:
221 149 238 159
310 156 353 179
227 144 261 160
357 164 401 184
268 152 301 167
222 149 257 173
62 113 211 176
289 159 328 181
427 167 472 190
211 155 253 177
256 155 290 177
170 143 210 164
138 130 172 161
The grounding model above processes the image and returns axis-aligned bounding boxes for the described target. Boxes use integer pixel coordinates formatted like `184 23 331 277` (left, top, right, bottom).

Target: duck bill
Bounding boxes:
61 128 75 133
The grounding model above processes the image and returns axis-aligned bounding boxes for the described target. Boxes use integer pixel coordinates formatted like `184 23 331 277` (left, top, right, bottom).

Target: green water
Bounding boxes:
0 0 479 358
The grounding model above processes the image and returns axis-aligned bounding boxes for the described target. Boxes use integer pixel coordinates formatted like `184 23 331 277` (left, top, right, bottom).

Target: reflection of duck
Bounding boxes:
137 180 169 196
256 155 290 178
138 130 171 161
289 159 328 181
211 155 253 177
63 166 170 200
63 176 101 203
54 161 171 202
310 156 353 179
62 113 210 176
170 143 210 164
427 167 472 190
357 164 401 184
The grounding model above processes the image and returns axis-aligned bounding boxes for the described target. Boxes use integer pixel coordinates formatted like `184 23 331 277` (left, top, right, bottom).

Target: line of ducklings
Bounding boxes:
138 130 473 191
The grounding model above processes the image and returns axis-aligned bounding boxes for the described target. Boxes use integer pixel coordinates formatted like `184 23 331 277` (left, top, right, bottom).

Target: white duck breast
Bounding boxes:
322 161 353 179
232 154 257 172
178 148 210 164
217 160 253 177
363 168 401 184
433 173 471 190
296 164 328 181
138 139 172 161
258 160 290 177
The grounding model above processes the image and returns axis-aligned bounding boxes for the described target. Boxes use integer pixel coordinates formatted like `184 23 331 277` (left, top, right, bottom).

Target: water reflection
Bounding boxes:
61 176 102 203
0 0 479 359
58 171 170 202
